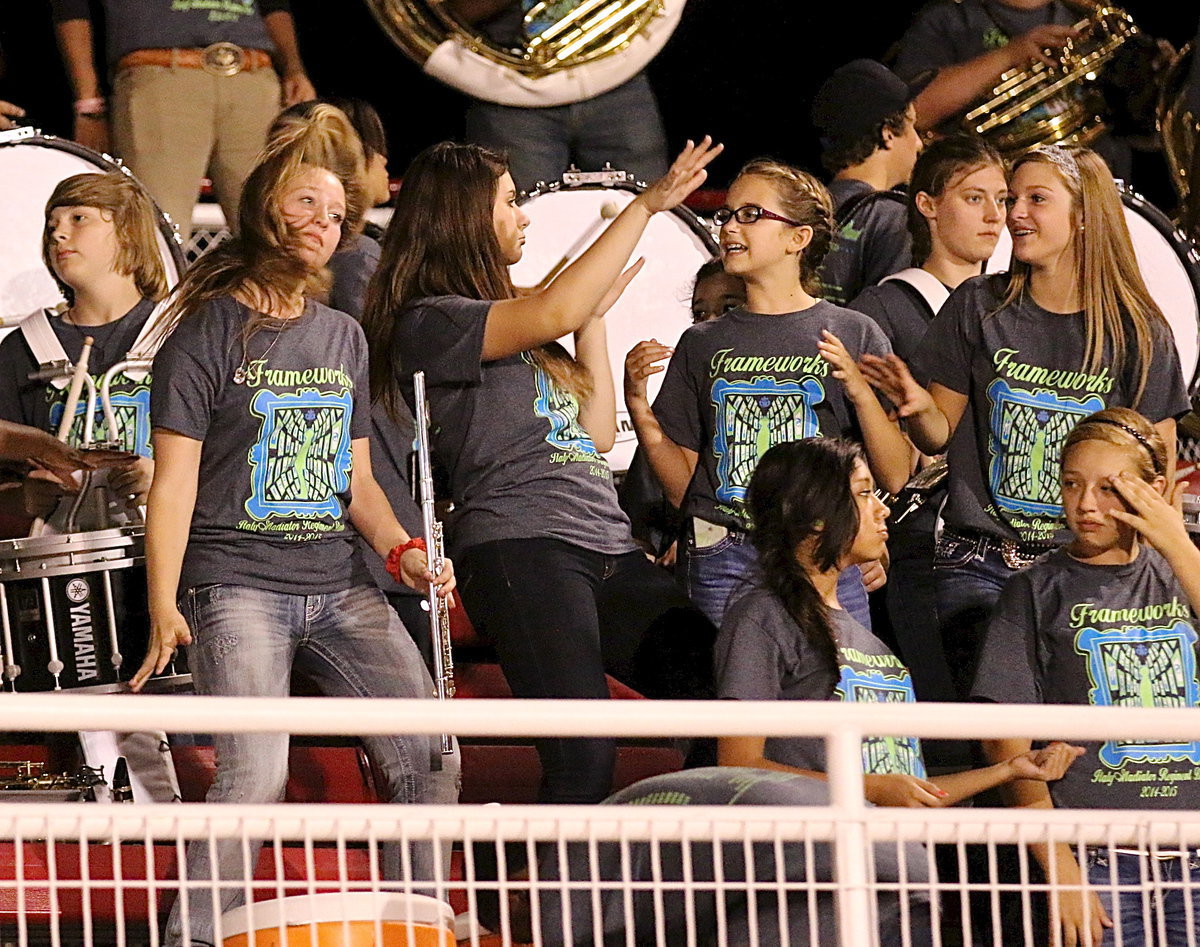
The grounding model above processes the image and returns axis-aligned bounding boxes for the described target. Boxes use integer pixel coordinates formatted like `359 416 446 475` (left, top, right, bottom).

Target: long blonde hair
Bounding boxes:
152 104 366 346
42 171 168 306
1001 146 1165 404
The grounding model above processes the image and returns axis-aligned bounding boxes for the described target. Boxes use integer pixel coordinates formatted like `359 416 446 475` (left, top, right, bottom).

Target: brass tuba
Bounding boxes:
963 2 1139 156
1159 42 1199 235
362 0 685 108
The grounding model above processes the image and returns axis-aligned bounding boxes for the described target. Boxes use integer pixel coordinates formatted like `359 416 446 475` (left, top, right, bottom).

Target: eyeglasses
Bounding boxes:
712 204 803 227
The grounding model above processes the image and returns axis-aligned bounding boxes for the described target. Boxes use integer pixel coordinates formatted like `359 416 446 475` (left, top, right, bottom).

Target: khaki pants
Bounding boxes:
110 63 281 237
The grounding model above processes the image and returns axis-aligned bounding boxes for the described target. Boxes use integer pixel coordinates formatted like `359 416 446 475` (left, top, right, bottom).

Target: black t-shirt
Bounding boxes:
817 180 911 307
151 296 372 594
652 301 892 531
392 295 635 556
0 299 156 455
913 275 1189 544
973 546 1200 810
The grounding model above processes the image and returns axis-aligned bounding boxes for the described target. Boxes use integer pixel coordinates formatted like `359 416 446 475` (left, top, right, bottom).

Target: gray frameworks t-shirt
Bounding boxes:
151 296 372 594
652 301 892 531
716 586 926 779
972 546 1200 810
392 295 635 556
816 180 912 307
913 275 1188 545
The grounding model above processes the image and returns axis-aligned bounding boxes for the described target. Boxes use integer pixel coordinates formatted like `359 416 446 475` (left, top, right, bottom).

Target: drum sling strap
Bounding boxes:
879 267 951 318
19 302 169 389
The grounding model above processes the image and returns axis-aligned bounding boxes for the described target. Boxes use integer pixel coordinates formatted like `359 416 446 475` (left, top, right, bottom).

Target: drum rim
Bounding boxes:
220 890 457 936
0 132 187 278
1116 182 1200 394
519 177 719 254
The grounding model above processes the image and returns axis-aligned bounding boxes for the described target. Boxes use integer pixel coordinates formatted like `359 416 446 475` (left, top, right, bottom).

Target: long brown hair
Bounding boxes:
151 104 366 347
362 141 589 418
733 159 834 294
1001 146 1165 404
42 171 168 306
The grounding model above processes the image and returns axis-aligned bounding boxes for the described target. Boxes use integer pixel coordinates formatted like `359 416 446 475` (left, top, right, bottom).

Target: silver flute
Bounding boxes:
413 371 455 755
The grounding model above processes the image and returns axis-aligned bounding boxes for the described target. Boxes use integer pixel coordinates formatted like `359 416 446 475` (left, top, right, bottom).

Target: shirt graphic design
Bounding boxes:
711 376 824 505
245 387 353 522
836 656 927 779
987 378 1104 517
526 353 599 457
1076 620 1200 770
47 379 152 456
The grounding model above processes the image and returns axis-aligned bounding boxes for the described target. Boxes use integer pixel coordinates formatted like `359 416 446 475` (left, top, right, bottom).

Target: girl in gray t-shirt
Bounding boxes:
716 437 1082 808
975 407 1200 946
361 138 725 805
861 144 1188 698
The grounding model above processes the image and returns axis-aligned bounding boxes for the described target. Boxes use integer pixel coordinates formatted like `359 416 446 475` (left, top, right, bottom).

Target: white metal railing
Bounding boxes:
0 695 1198 946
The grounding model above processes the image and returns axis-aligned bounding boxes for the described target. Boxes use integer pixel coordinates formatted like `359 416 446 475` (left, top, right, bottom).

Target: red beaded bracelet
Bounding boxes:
385 537 426 584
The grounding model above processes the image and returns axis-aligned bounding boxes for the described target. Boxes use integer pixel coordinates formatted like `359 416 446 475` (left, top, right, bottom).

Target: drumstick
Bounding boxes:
532 200 621 290
30 337 93 537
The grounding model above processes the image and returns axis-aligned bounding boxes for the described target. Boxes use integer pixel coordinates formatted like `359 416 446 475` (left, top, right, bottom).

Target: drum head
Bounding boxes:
987 185 1200 392
510 180 718 471
0 130 184 334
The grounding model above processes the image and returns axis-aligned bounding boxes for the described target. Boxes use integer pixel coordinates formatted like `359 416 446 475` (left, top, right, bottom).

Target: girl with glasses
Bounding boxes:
362 138 724 805
862 145 1188 700
628 159 911 630
134 105 458 947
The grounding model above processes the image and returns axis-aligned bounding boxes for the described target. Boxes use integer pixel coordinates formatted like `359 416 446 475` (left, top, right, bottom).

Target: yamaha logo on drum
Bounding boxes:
65 578 89 603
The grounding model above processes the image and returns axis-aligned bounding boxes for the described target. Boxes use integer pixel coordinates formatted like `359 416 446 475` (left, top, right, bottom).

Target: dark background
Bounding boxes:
1 1 1195 209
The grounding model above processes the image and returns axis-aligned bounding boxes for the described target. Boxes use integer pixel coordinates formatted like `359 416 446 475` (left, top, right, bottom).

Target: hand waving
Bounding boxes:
639 137 724 215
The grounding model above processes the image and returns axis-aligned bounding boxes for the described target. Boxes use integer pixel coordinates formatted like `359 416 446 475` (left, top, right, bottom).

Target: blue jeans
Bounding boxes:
933 528 1023 700
1087 849 1200 945
464 73 668 193
165 583 460 947
684 529 872 631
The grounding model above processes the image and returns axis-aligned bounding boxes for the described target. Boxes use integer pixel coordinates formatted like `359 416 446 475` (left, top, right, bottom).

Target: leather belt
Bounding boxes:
117 44 273 76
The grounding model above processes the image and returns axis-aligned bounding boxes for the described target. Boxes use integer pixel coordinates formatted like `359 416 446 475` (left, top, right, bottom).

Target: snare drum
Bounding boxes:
988 184 1200 392
0 129 185 334
221 892 456 947
509 173 719 471
0 526 188 693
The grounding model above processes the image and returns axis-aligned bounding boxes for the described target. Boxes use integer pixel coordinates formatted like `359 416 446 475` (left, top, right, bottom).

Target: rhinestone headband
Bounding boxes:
1031 144 1081 187
1087 418 1162 474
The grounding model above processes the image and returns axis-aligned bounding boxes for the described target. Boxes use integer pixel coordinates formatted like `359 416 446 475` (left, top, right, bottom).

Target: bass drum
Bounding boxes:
0 129 185 336
509 175 718 471
988 184 1200 392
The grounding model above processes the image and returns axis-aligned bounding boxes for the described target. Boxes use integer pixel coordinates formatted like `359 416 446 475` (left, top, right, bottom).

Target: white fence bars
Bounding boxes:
0 696 1197 946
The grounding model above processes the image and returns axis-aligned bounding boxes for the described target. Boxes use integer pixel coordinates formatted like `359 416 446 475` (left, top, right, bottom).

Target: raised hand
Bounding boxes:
858 353 934 419
624 339 673 408
639 137 724 215
1107 472 1192 555
593 258 646 321
818 330 874 405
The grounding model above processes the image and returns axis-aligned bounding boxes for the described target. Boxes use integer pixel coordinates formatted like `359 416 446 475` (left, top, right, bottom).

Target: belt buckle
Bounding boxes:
202 42 245 77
